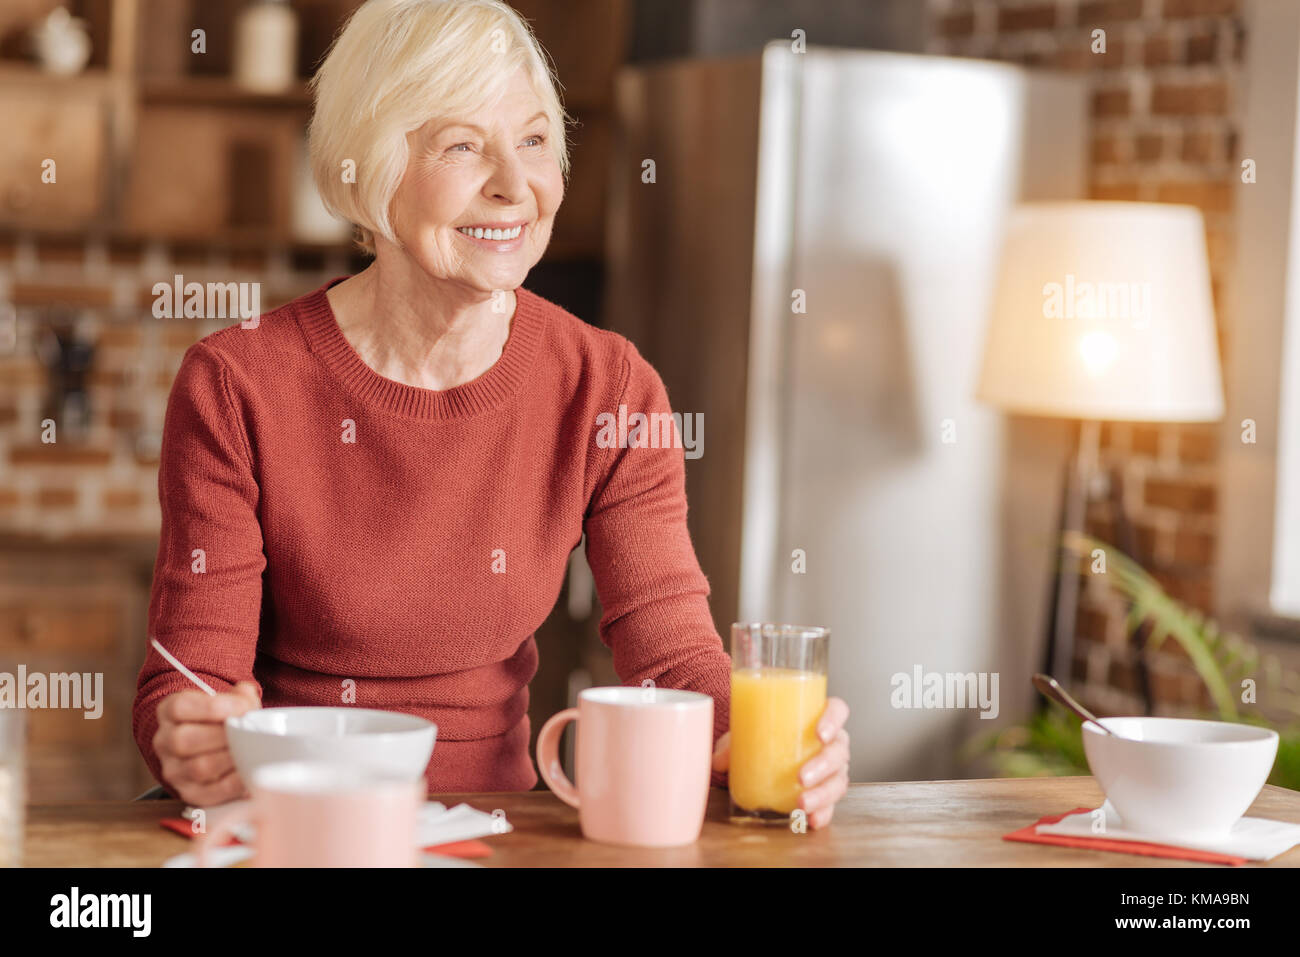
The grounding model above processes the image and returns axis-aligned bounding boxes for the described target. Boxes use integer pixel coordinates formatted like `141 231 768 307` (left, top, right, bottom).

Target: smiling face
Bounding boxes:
385 68 564 298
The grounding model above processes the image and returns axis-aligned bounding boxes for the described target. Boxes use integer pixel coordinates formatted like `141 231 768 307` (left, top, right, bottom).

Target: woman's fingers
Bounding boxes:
154 685 261 805
800 728 850 789
816 696 850 743
176 748 236 785
154 684 260 762
800 767 849 826
158 746 233 791
808 800 838 830
159 687 258 725
798 698 851 828
180 767 247 808
797 726 849 828
154 720 228 760
711 731 731 772
232 681 263 707
159 745 245 806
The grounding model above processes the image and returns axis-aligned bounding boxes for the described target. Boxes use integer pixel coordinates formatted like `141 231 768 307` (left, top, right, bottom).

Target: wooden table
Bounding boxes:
22 776 1300 867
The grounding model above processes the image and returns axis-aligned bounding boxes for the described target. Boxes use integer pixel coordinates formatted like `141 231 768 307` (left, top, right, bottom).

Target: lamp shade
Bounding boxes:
976 202 1224 422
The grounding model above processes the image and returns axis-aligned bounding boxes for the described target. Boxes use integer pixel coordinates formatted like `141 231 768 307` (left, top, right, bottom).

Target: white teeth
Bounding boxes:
457 225 522 240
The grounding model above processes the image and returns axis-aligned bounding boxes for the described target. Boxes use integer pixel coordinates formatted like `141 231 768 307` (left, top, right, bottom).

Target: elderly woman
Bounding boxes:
133 0 849 827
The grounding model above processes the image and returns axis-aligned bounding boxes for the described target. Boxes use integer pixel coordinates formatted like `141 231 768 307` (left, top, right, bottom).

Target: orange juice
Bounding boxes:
729 666 827 814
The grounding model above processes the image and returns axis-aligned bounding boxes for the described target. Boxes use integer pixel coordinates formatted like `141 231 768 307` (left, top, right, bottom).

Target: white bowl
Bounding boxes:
1082 716 1278 840
225 707 436 784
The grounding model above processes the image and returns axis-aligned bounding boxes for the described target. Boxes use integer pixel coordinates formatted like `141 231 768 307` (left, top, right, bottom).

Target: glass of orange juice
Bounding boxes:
728 622 829 825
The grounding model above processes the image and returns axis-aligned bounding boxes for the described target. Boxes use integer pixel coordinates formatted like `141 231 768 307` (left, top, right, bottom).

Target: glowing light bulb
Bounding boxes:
1078 329 1118 376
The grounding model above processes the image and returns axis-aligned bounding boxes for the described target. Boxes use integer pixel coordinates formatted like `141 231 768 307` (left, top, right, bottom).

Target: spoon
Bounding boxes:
150 637 218 696
1032 673 1115 736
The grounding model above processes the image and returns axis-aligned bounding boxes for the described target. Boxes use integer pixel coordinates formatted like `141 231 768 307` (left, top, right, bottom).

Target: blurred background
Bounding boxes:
2 0 1299 803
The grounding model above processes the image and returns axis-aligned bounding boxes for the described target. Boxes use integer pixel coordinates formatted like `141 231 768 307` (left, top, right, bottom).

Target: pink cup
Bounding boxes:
196 761 423 867
536 686 714 847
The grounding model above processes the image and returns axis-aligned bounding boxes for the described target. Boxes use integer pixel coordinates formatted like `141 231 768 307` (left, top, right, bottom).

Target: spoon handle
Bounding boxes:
150 637 218 696
1032 673 1113 735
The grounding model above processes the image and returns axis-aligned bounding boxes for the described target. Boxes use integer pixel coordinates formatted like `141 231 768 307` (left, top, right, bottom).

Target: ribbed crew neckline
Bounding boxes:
295 275 546 419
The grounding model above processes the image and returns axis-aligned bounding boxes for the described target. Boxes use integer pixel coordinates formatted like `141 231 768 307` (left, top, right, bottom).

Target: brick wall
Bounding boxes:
927 0 1241 716
0 233 364 539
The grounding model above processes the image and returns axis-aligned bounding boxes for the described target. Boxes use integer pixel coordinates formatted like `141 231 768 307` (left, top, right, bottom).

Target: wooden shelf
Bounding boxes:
0 61 118 89
139 75 312 110
0 222 356 256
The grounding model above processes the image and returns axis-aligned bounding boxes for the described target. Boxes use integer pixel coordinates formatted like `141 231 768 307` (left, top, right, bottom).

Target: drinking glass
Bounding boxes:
728 622 830 825
0 709 25 867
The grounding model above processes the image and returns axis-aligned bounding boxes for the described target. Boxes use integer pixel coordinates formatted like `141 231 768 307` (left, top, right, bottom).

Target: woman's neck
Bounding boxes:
326 262 515 391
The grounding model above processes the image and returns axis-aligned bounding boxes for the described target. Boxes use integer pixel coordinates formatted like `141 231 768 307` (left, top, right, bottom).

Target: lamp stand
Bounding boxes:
1039 420 1154 714
1043 420 1098 686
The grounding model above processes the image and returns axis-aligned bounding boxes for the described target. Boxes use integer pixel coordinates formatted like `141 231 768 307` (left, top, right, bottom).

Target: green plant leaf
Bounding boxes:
968 532 1300 782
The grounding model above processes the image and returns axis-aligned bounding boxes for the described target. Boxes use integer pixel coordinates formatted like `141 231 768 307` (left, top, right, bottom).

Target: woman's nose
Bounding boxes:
484 150 528 202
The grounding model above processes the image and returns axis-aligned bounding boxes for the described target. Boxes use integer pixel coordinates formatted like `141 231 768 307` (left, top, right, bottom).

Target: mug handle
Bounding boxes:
536 707 580 808
195 801 254 868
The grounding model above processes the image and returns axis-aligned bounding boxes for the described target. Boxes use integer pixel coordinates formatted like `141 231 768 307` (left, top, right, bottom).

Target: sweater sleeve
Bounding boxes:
132 342 267 792
582 340 731 788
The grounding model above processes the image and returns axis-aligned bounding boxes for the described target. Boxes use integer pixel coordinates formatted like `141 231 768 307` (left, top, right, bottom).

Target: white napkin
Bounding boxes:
162 801 511 868
1036 800 1300 861
417 802 514 845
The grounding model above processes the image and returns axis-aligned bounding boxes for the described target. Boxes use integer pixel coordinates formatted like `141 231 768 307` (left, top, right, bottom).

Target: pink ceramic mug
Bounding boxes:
196 761 423 867
536 686 714 847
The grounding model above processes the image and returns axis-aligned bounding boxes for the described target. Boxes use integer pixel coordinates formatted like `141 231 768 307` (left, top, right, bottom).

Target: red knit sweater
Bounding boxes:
133 277 731 795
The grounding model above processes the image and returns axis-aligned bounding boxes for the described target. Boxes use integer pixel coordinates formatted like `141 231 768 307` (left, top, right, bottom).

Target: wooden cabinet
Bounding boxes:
0 539 156 802
0 68 120 229
122 104 300 240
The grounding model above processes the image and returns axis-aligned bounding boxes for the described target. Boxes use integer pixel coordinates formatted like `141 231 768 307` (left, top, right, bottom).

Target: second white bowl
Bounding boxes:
1082 716 1277 840
225 706 436 785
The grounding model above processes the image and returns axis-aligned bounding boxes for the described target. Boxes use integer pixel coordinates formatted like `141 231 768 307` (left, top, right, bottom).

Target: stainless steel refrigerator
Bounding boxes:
600 43 1087 781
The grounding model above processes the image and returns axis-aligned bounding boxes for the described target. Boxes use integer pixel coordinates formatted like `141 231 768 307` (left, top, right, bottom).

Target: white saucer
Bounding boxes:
1036 800 1300 860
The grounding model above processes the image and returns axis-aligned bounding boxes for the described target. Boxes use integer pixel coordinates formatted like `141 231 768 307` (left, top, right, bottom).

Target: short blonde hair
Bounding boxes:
308 0 572 255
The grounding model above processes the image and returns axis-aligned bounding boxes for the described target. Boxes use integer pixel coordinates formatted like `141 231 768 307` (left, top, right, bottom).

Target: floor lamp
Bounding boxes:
975 202 1225 711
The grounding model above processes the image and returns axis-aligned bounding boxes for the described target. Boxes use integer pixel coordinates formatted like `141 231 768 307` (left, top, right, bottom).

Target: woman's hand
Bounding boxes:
153 681 262 806
711 696 851 830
